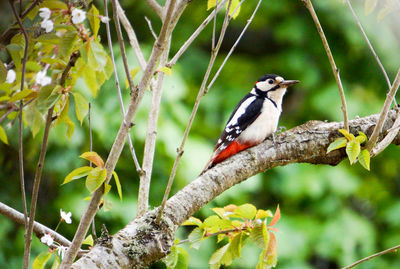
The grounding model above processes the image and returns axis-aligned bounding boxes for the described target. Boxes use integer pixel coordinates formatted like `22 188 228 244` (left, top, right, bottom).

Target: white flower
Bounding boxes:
100 15 110 23
39 8 51 20
40 233 54 246
6 69 16 83
71 9 86 24
57 246 68 258
60 209 72 224
36 70 52 86
41 19 54 33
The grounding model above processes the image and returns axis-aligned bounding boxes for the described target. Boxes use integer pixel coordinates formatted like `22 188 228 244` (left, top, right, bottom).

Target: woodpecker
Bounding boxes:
202 74 299 173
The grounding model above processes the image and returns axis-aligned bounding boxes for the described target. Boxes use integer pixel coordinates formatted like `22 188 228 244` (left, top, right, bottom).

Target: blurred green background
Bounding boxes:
1 0 400 268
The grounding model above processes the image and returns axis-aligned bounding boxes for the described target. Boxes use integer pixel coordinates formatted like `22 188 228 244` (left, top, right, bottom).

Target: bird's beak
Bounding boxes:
280 80 300 87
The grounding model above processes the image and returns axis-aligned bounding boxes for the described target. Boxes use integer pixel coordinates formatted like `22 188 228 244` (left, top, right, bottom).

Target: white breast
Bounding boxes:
237 99 281 144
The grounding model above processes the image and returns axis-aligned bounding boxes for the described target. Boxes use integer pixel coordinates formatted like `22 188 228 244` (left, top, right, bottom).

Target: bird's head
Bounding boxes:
254 74 299 92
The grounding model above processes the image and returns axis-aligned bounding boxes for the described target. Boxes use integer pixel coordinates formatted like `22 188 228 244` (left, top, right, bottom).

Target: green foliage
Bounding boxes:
168 204 280 269
0 125 8 144
327 129 370 170
32 252 52 269
82 234 94 246
207 0 241 19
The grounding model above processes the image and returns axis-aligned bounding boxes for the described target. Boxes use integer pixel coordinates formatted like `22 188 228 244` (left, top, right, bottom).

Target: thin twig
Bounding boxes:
372 108 400 156
366 69 400 151
345 0 396 106
342 244 400 269
157 0 234 223
87 103 97 239
8 1 29 267
145 16 158 40
167 0 228 68
303 0 349 131
212 0 218 50
146 0 163 19
60 1 178 267
105 0 142 172
116 0 147 70
207 0 261 91
0 99 34 123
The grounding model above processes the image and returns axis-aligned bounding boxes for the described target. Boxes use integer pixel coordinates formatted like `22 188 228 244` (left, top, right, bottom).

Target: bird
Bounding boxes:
201 74 299 174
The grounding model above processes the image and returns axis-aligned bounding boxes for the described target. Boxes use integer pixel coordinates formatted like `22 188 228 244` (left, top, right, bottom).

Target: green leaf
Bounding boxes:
327 137 347 153
82 234 94 246
159 66 172 76
357 131 368 144
346 140 361 164
6 44 23 70
255 209 273 219
229 0 241 19
80 151 104 168
26 61 42 72
182 216 203 226
251 221 269 249
112 170 123 200
256 249 267 269
25 105 44 137
365 0 378 15
188 227 204 249
35 34 61 45
72 92 88 125
8 89 35 103
88 5 100 37
65 116 75 139
32 252 52 269
209 243 232 268
85 167 107 193
230 233 243 259
63 166 93 184
50 254 60 269
0 125 8 145
104 183 112 195
59 31 78 59
339 129 355 141
163 245 178 269
40 0 68 10
203 215 232 233
234 203 257 219
207 0 217 10
359 149 371 171
0 60 7 83
175 247 189 269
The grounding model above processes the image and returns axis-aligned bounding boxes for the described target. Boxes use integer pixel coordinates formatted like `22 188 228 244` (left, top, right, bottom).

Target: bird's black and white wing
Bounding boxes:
214 94 264 152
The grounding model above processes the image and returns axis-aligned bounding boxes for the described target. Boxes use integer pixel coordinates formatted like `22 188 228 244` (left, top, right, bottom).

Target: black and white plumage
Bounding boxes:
202 74 299 173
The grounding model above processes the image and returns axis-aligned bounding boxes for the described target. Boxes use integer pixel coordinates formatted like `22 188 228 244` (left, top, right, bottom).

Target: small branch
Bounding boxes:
366 69 400 151
60 0 178 267
372 108 400 156
167 0 228 68
157 0 234 223
0 201 72 247
104 0 142 172
0 99 34 123
146 0 163 19
345 0 395 106
60 51 80 86
303 0 349 131
116 0 147 70
145 16 158 40
207 0 262 91
342 244 400 269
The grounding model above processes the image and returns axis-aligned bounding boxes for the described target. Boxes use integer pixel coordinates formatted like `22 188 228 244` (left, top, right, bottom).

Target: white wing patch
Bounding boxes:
224 96 256 132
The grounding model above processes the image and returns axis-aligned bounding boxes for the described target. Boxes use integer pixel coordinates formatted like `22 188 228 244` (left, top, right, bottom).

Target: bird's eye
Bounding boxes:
268 79 274 84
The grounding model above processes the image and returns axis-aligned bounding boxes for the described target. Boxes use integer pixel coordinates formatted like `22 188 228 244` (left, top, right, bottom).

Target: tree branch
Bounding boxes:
60 0 178 267
72 110 400 268
303 0 349 131
366 69 400 151
146 0 163 19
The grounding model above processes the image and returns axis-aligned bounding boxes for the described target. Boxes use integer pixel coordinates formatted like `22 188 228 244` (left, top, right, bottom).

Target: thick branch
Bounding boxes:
72 110 400 268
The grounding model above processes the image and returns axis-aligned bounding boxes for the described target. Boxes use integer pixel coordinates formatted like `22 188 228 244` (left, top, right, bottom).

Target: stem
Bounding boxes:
371 108 400 156
145 16 158 40
104 0 142 172
342 244 400 269
157 0 234 223
366 69 400 151
345 0 395 106
146 0 163 18
303 0 349 131
60 0 178 266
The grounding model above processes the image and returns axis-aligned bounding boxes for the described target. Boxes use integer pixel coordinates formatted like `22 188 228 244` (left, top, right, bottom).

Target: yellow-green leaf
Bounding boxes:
25 105 44 137
112 170 122 200
365 0 378 15
82 234 94 246
104 183 112 195
255 209 273 219
88 5 100 37
182 216 203 226
251 221 269 249
188 227 204 249
359 149 371 171
356 131 367 144
124 67 140 88
207 0 217 10
229 0 241 19
72 92 88 125
63 166 93 184
50 254 60 269
40 0 68 10
159 66 172 76
32 252 52 269
211 207 227 219
234 203 257 219
0 60 7 83
327 137 347 153
339 129 355 141
8 89 35 103
80 151 104 168
209 243 232 267
65 116 75 139
0 125 8 145
346 140 361 164
229 233 242 259
85 167 107 193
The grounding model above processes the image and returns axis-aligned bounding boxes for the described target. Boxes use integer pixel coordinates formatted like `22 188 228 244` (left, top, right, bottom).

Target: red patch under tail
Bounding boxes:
212 141 254 165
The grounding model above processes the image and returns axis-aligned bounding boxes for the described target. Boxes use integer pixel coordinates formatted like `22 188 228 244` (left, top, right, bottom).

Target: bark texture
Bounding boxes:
72 110 400 268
